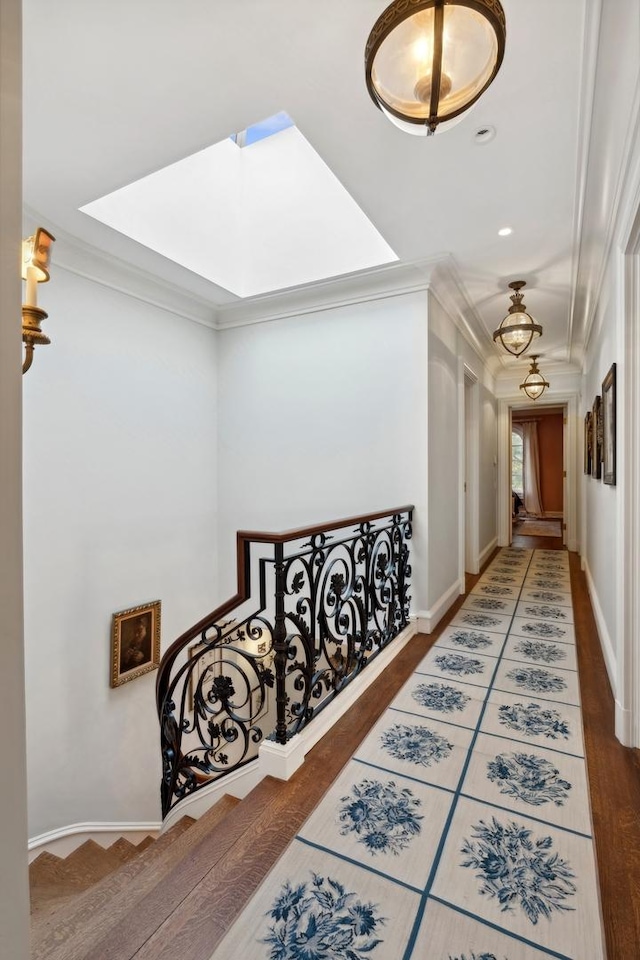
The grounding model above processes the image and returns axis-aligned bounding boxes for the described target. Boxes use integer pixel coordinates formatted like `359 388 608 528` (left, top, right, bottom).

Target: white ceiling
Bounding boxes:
21 0 634 380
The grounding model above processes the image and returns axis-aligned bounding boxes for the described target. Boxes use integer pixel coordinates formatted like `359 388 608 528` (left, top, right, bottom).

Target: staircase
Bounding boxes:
30 626 437 960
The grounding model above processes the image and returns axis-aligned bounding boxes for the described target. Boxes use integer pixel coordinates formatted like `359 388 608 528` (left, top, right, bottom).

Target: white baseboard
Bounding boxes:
615 699 633 746
479 537 498 570
417 579 462 634
258 620 417 781
162 620 418 830
543 511 563 519
28 821 161 862
583 560 617 695
161 757 264 833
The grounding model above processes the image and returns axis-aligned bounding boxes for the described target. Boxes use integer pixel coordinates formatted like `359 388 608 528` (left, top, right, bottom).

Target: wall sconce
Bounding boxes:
22 227 55 374
492 280 542 357
365 0 506 136
519 355 550 401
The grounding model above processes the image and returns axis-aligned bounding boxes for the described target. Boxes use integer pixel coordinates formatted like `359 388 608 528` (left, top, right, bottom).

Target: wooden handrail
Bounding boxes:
155 505 414 713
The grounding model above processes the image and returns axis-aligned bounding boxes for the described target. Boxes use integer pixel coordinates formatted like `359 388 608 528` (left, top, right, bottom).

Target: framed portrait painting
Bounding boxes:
584 411 592 475
591 395 602 480
111 600 161 687
602 362 616 485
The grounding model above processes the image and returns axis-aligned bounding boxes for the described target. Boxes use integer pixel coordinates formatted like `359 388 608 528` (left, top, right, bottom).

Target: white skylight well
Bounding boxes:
80 113 398 298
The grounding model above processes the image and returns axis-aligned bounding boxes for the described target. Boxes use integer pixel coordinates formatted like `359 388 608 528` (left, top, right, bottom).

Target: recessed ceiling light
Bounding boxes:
474 125 496 144
498 227 512 236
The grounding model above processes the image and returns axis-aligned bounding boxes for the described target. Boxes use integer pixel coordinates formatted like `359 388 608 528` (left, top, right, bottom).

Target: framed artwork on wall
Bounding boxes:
584 411 592 475
111 600 161 687
602 363 617 485
591 395 602 480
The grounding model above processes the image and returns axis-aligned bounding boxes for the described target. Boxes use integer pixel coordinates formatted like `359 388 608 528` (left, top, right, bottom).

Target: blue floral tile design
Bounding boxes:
486 753 572 807
435 653 487 677
380 722 453 768
448 953 504 960
465 597 511 612
459 613 504 628
262 872 386 959
460 816 577 924
496 701 570 740
512 639 567 664
520 604 572 622
339 778 422 856
526 579 568 591
412 681 471 713
505 666 567 694
475 585 514 597
446 630 494 650
522 590 571 605
511 618 573 642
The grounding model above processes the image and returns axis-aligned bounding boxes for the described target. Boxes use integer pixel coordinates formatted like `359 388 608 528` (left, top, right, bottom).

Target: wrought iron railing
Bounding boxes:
156 506 413 817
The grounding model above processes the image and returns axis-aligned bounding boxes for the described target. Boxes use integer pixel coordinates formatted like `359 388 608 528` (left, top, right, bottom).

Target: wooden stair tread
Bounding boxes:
31 804 229 959
135 836 156 853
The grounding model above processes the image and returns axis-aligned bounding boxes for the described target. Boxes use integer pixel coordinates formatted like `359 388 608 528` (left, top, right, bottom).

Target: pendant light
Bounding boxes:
365 0 506 136
492 280 542 357
519 356 550 401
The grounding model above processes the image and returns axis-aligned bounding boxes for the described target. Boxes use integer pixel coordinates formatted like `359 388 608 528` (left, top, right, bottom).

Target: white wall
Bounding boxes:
217 292 430 612
427 295 461 609
579 0 640 742
23 269 218 837
457 328 497 559
583 262 619 680
0 0 30 954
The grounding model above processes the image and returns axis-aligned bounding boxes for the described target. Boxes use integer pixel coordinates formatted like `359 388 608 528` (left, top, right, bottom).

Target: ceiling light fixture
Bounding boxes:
492 280 542 357
519 355 550 401
498 227 512 236
365 0 506 136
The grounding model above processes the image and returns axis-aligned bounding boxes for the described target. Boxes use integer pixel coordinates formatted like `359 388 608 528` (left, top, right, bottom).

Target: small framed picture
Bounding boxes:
591 395 602 480
602 362 616 485
111 600 161 688
584 411 592 475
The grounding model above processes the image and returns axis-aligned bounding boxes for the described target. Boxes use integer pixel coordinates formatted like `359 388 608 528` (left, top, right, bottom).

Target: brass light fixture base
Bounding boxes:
22 305 50 374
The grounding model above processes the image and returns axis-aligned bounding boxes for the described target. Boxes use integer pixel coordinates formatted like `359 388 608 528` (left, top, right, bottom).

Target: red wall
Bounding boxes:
537 414 564 513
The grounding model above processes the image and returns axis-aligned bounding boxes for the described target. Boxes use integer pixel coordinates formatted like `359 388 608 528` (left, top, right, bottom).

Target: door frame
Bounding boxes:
497 393 579 550
458 360 480 588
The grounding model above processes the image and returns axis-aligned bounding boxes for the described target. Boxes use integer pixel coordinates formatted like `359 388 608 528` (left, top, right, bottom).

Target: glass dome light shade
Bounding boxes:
365 0 506 135
493 311 543 356
519 357 550 401
492 281 543 357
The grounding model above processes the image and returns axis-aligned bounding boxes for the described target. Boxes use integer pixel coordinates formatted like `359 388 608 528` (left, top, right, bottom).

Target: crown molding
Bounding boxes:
213 257 441 330
428 256 499 375
575 9 640 359
23 207 218 329
567 0 602 365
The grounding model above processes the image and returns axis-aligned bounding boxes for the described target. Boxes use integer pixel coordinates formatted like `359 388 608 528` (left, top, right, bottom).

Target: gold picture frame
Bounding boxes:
111 600 161 688
591 395 602 480
602 363 616 485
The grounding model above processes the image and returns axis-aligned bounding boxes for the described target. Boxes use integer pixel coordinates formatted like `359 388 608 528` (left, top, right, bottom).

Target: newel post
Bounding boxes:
273 542 289 744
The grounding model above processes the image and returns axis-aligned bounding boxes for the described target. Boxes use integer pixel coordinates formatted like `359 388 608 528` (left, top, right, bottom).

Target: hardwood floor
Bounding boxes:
34 538 640 959
198 536 639 959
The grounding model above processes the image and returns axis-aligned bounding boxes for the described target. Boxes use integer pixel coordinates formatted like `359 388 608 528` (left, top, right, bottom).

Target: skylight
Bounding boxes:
80 113 398 298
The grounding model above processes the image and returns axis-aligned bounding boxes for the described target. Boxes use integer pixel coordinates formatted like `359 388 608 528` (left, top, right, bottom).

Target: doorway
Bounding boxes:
511 405 565 541
497 394 578 550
